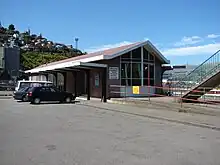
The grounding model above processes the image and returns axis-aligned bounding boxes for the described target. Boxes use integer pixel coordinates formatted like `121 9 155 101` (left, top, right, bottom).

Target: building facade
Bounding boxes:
0 47 20 80
26 41 170 99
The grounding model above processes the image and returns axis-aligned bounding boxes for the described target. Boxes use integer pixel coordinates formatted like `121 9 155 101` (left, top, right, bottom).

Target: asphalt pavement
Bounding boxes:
1 99 220 165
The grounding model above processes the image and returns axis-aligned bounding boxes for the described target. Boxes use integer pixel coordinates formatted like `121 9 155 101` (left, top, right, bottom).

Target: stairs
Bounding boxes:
175 50 220 102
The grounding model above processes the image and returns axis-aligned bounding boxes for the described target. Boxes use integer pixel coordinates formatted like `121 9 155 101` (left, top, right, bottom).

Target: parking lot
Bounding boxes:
1 99 220 165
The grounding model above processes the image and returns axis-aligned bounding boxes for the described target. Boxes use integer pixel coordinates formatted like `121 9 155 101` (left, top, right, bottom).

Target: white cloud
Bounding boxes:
85 41 133 53
207 34 220 39
162 43 220 56
174 36 203 46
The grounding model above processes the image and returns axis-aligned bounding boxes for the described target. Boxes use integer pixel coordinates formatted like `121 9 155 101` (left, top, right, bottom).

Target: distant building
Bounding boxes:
0 46 20 80
162 64 198 88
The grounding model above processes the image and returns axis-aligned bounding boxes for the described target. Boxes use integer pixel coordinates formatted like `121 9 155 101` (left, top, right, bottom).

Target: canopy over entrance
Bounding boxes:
25 62 107 73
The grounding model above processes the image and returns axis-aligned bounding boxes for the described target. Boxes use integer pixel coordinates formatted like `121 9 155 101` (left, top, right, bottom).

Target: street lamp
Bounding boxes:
75 38 79 51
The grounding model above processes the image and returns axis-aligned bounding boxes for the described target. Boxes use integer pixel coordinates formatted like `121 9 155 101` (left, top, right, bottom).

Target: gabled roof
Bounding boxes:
25 40 170 73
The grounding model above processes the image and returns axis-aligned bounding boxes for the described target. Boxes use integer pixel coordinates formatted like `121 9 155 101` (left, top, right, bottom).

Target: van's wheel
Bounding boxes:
33 97 41 104
65 97 71 103
22 96 28 102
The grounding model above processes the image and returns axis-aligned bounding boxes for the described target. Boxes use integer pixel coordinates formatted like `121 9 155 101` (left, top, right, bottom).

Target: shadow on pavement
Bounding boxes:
30 100 80 105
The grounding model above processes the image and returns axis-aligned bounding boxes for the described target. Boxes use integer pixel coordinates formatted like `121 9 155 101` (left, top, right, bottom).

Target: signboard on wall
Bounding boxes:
95 73 99 87
132 86 140 94
109 67 119 80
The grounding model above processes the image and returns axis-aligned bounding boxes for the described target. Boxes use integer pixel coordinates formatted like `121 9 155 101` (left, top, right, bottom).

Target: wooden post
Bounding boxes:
180 90 183 108
86 70 90 100
148 65 150 101
63 72 67 91
102 68 107 102
72 72 77 98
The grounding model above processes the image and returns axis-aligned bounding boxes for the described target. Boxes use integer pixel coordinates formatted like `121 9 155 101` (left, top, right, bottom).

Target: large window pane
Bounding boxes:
132 63 141 78
132 47 141 60
121 79 131 86
143 64 154 79
121 63 131 79
149 53 154 62
143 79 154 86
144 79 149 86
150 79 154 86
121 52 130 59
143 48 148 62
150 65 154 79
132 79 141 86
143 63 149 78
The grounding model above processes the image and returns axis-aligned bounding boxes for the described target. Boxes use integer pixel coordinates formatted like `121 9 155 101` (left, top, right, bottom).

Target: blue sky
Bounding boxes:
1 0 220 65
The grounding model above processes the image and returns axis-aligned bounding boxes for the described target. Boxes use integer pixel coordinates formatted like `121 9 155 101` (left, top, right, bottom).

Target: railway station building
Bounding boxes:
25 40 170 102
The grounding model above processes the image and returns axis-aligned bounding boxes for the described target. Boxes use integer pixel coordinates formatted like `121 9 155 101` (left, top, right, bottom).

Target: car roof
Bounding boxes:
18 80 53 83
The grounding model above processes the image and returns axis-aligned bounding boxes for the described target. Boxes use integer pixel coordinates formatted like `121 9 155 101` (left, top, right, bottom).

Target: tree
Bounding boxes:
8 24 15 31
14 30 20 34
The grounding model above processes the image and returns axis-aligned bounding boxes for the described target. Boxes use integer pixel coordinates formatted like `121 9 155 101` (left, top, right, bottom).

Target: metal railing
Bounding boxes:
174 50 220 91
109 85 220 112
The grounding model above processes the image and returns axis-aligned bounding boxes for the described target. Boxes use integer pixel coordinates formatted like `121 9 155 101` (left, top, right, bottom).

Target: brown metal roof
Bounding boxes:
35 42 142 68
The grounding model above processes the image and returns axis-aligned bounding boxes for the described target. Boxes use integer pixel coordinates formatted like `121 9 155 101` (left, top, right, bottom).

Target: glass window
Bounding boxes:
121 63 131 79
143 63 149 79
149 53 154 61
144 79 149 86
150 79 154 86
131 48 141 61
121 79 131 86
39 87 46 92
150 65 154 79
132 79 141 86
121 52 130 59
132 63 141 78
20 82 30 88
144 79 154 86
143 64 154 79
19 87 29 92
143 48 148 61
50 87 56 92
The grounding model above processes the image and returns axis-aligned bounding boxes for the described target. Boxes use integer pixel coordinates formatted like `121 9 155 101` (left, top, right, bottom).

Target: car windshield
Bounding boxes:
52 87 60 92
27 87 35 92
20 82 30 89
18 87 29 92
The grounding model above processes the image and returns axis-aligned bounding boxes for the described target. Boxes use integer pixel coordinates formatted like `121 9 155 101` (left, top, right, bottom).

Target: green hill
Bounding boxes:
20 51 75 70
0 23 86 70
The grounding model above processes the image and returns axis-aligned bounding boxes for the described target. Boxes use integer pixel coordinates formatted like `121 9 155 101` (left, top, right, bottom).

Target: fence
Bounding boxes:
109 85 220 109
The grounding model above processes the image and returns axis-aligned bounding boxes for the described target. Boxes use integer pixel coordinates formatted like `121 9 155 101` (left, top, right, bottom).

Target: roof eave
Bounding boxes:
145 40 170 64
103 40 170 64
